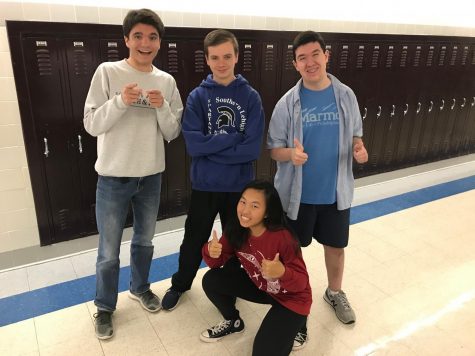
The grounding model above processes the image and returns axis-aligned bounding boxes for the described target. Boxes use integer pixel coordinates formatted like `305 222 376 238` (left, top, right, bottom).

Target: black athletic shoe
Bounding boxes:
200 317 245 342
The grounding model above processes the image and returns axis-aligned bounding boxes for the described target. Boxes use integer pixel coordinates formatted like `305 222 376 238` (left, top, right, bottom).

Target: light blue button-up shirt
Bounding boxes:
266 74 363 220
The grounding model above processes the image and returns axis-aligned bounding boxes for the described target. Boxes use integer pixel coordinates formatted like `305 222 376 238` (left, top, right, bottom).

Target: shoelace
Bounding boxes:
209 320 231 335
294 332 307 344
335 292 351 310
93 312 111 324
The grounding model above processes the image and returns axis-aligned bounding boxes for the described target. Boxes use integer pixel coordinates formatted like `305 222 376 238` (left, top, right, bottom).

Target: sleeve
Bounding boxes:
182 90 242 157
266 97 291 149
277 231 309 292
156 78 183 142
349 89 363 138
207 91 265 164
83 64 128 137
201 234 235 268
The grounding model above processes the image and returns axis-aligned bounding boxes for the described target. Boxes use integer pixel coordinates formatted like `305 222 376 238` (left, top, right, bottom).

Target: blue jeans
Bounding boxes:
94 173 161 312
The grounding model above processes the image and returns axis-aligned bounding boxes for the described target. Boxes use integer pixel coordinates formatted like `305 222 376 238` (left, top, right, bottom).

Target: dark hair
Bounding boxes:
225 180 301 254
292 30 326 60
123 9 165 39
204 29 239 56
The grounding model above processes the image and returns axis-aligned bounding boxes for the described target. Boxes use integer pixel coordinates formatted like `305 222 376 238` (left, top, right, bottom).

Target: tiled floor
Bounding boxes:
1 169 474 355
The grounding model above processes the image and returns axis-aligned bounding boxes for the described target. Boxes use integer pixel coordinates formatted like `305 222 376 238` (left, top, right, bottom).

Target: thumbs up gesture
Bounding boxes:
208 230 222 259
261 253 285 280
353 140 368 163
291 138 308 166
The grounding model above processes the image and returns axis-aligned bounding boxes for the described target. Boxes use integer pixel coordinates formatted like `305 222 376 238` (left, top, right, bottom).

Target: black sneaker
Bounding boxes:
200 317 245 342
292 331 308 351
94 310 113 340
129 289 162 312
162 287 183 311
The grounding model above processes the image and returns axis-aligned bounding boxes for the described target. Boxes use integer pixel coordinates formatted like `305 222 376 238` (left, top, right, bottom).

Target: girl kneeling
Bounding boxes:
200 180 312 356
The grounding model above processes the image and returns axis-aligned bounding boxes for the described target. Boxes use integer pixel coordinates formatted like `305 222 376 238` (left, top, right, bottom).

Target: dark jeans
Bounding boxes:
171 190 241 292
202 262 307 356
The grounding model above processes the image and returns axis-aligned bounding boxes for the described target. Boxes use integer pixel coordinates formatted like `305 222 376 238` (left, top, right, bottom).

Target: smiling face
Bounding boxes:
206 41 238 86
293 41 330 90
237 188 267 237
124 23 161 72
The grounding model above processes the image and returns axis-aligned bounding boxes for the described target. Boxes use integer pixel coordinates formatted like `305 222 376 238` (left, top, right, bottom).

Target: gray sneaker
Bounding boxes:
323 288 356 324
129 289 162 312
94 310 113 340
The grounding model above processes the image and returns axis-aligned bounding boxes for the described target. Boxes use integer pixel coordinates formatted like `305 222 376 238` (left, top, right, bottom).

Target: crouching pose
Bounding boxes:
200 180 312 355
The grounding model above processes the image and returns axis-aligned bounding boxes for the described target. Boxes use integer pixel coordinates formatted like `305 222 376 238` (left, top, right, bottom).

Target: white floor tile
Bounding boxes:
26 258 77 290
0 267 29 298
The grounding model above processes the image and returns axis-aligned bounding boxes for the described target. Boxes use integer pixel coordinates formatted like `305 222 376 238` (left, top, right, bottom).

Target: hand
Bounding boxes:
146 89 164 108
353 141 368 163
261 253 285 280
208 230 222 259
121 83 142 106
290 138 308 166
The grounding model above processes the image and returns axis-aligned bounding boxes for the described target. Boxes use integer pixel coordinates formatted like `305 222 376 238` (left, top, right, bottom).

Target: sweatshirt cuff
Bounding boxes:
115 94 128 110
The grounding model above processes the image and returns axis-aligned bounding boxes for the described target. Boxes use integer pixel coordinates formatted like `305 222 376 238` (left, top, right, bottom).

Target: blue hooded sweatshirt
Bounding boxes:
182 74 265 192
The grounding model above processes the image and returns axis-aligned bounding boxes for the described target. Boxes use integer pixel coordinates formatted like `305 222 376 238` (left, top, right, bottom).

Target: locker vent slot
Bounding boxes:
371 46 380 68
194 50 205 73
73 48 89 76
413 46 422 67
57 209 70 231
284 46 293 71
426 46 434 67
438 46 446 66
356 46 365 69
326 45 332 71
36 49 52 76
167 50 178 73
264 45 274 71
385 46 394 68
449 46 458 66
400 46 408 67
243 49 253 72
461 46 469 65
339 45 349 69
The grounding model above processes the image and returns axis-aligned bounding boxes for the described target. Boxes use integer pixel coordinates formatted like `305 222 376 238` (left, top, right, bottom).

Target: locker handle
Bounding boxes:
472 97 475 107
428 101 433 113
403 104 408 116
43 137 49 158
362 107 367 120
78 135 83 153
376 106 382 118
390 104 395 117
460 97 466 108
451 98 456 110
416 102 421 114
439 99 444 111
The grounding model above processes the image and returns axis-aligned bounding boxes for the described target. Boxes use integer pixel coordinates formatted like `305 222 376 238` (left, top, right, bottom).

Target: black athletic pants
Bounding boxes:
202 261 307 356
171 190 241 292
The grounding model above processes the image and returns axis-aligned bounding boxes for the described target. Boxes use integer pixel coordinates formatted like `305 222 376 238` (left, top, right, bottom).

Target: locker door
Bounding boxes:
257 41 280 180
156 39 204 217
395 44 426 167
412 44 440 163
431 44 454 159
63 38 100 235
339 42 378 177
22 37 83 243
380 44 409 170
279 42 300 97
461 45 475 153
446 44 470 156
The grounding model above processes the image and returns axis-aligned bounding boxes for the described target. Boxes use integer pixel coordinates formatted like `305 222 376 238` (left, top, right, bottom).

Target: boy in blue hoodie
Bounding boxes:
162 29 265 310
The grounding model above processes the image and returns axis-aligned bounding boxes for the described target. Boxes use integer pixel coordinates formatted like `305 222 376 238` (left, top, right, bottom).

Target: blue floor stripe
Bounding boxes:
1 175 474 327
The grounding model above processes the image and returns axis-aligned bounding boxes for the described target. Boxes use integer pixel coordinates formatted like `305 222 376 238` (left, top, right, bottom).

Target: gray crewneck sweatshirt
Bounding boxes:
84 59 183 177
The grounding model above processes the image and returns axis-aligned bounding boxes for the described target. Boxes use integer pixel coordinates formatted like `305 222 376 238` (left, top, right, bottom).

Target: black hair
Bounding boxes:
292 30 326 60
123 9 165 39
225 180 301 254
204 29 239 56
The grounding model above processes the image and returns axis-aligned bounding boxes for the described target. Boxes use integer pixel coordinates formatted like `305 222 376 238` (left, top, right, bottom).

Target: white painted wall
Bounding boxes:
0 0 474 253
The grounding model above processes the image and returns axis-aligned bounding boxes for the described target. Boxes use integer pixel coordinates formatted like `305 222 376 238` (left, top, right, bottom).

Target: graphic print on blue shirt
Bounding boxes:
300 84 339 204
